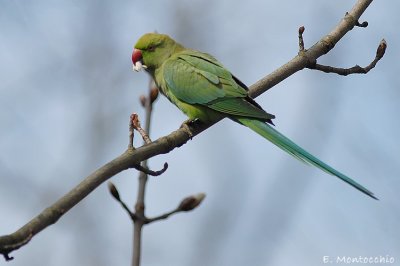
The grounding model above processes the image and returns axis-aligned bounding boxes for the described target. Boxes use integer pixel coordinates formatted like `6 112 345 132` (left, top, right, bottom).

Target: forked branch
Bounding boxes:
297 22 386 76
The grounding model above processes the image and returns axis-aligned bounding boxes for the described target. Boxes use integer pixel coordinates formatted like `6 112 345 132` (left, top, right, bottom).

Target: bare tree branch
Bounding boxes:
308 39 387 75
0 0 383 261
249 0 375 98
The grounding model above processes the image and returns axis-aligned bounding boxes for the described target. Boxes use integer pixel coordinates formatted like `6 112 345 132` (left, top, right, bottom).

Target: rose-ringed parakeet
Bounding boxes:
132 33 376 199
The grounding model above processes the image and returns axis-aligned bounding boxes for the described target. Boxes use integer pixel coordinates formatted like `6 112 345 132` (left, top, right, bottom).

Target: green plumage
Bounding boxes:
133 33 377 199
237 118 376 198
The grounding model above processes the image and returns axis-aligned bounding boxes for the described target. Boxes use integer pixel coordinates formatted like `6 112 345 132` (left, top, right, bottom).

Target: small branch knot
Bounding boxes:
320 35 336 54
135 202 145 213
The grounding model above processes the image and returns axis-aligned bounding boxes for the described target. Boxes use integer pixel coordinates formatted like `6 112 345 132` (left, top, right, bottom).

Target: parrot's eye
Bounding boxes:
147 45 156 52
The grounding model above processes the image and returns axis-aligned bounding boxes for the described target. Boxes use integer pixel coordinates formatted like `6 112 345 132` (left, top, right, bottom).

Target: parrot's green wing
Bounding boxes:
162 50 274 121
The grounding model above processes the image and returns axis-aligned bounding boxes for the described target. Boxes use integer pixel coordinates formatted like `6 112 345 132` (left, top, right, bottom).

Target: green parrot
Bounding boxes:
132 33 377 200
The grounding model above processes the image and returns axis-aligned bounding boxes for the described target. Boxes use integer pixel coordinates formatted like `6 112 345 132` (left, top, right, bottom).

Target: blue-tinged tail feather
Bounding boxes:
236 117 377 200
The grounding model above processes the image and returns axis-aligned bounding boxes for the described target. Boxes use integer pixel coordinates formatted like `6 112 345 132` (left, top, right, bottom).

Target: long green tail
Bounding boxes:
236 117 377 200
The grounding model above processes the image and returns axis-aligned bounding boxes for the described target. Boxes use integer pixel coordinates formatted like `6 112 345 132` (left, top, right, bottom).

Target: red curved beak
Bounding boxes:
132 49 142 65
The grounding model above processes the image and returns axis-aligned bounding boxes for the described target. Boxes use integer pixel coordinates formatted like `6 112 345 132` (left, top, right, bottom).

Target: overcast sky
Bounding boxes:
1 1 399 266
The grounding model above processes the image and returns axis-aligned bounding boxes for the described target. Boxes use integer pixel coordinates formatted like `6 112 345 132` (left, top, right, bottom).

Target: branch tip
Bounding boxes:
376 38 387 59
134 162 168 176
131 113 152 144
107 182 121 201
298 25 305 35
178 193 206 212
130 113 139 128
128 115 135 149
298 25 305 52
355 20 368 28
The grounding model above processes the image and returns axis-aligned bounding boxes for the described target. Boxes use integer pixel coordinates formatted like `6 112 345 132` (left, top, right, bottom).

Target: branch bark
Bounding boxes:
0 0 379 261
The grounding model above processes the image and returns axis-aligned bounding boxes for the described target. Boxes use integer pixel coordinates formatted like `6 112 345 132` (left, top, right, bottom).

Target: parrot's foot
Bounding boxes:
180 119 197 139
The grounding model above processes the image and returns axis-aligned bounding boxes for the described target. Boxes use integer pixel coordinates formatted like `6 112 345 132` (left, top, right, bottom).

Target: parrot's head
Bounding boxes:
132 33 183 73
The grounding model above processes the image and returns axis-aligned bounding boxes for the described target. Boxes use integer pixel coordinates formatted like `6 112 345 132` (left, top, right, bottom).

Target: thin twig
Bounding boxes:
309 39 387 75
120 201 136 221
108 182 137 221
128 116 135 149
145 193 206 224
131 113 152 144
133 162 168 177
298 26 305 52
145 209 181 224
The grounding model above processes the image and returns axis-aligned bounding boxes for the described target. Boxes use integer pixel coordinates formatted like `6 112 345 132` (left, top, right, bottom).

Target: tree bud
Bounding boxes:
108 182 120 201
376 39 387 59
139 95 147 107
178 193 206 211
150 87 159 103
298 26 305 35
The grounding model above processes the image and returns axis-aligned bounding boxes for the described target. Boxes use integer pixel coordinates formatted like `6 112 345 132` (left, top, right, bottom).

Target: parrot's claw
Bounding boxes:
180 119 196 139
